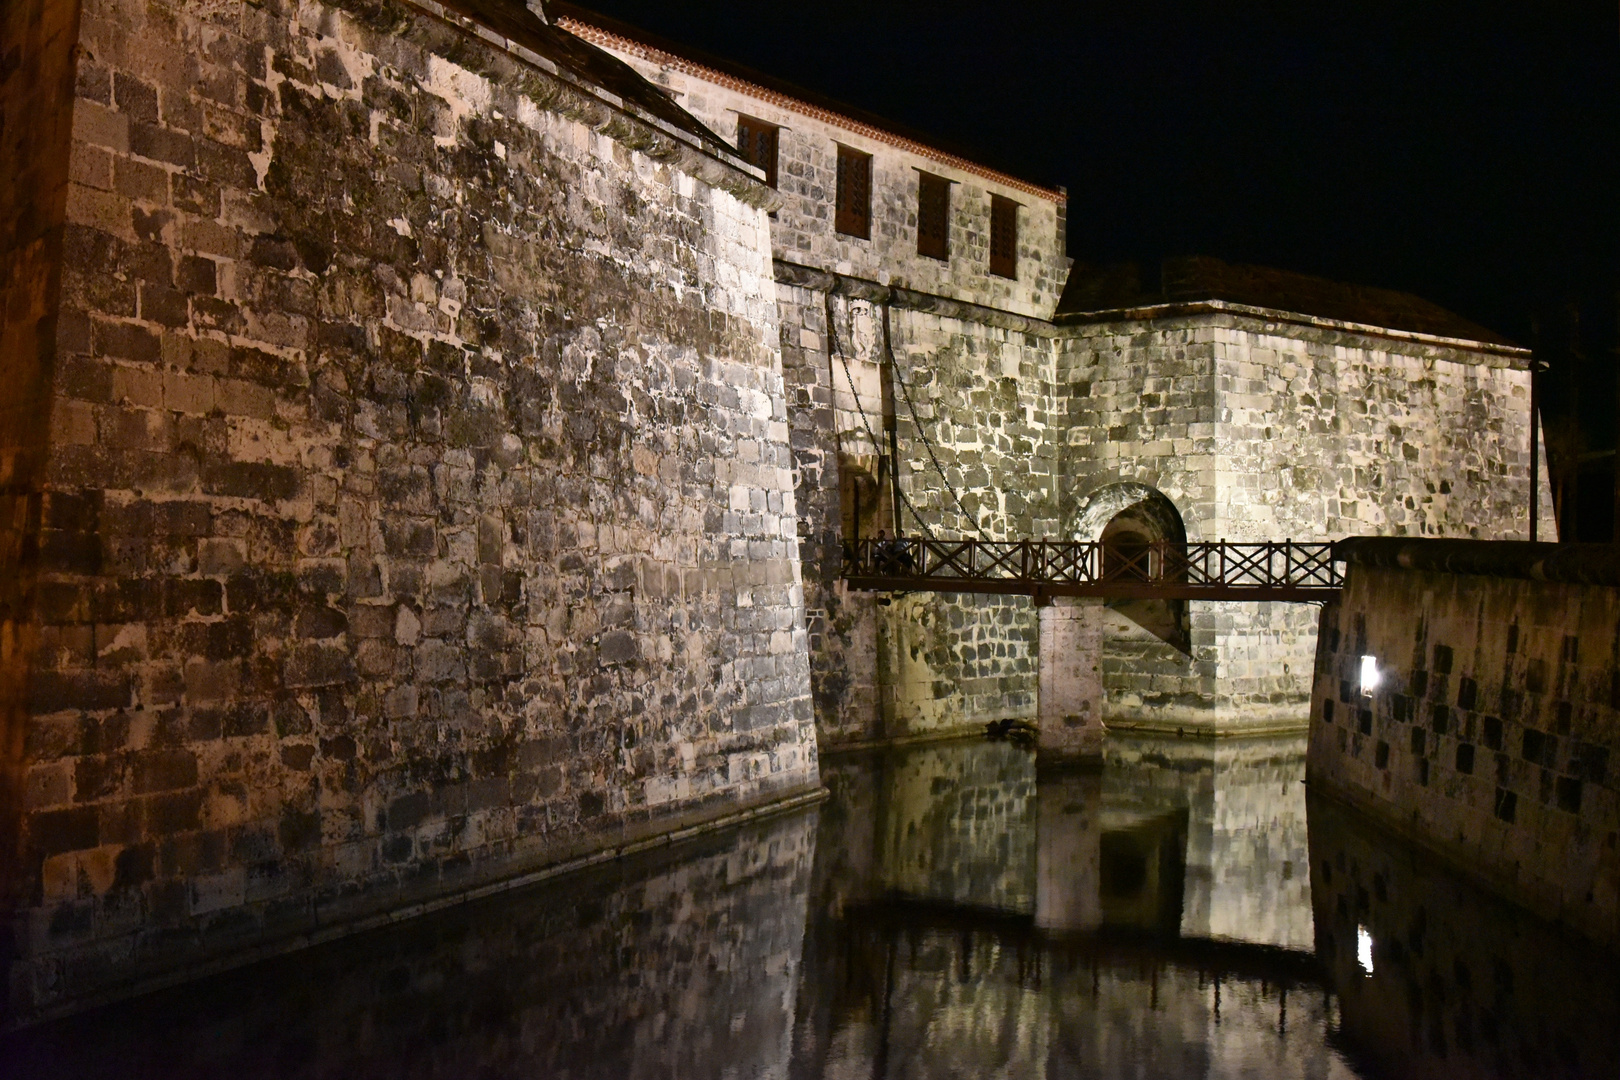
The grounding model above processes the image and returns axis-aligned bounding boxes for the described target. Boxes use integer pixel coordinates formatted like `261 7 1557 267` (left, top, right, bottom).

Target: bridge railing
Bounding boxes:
841 538 1342 600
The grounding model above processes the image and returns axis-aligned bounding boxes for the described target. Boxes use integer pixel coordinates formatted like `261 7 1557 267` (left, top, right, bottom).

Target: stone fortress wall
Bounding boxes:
1 0 820 1022
2 0 84 993
0 0 1558 1027
576 4 1549 742
1060 312 1551 733
563 4 1075 744
1310 539 1620 951
557 3 1072 319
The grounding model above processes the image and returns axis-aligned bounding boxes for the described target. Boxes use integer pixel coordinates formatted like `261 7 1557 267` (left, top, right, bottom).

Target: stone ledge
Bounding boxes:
773 261 1061 337
819 723 998 755
1056 299 1530 365
1335 538 1620 586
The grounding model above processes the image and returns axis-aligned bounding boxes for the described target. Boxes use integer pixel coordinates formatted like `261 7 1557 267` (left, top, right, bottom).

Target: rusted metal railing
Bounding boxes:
841 538 1341 601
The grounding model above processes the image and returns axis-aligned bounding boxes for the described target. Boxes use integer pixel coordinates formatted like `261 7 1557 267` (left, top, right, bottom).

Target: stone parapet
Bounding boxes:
1336 536 1620 584
1309 540 1620 949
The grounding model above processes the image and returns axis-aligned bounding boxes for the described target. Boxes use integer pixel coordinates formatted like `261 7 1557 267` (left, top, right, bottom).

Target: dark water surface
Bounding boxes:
5 735 1617 1078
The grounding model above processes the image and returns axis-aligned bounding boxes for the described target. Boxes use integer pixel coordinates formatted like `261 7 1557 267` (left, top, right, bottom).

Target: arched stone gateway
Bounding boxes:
1068 482 1187 548
1070 484 1192 656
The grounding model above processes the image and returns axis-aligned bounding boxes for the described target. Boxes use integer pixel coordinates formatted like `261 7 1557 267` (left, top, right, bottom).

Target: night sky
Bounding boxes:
575 0 1619 470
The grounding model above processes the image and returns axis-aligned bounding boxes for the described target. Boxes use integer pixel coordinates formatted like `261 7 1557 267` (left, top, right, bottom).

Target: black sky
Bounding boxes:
576 1 1617 357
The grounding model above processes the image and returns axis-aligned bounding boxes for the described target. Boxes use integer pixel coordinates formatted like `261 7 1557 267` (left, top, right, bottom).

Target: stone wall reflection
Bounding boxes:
795 735 1349 1079
878 741 1037 911
1310 794 1620 1080
4 811 817 1080
812 735 1314 946
1092 734 1312 947
1107 734 1314 949
792 917 1356 1079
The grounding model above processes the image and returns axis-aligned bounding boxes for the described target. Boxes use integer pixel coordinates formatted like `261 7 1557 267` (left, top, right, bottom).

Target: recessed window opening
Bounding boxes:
1360 655 1380 695
916 170 950 260
989 193 1019 278
735 115 779 188
835 144 872 239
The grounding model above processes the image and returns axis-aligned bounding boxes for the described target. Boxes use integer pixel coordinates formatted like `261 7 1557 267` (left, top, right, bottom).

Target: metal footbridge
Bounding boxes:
841 538 1342 601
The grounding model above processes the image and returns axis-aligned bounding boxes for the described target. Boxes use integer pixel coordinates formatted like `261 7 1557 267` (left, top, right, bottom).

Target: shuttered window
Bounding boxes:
736 115 778 188
989 194 1019 279
835 144 871 239
916 171 949 261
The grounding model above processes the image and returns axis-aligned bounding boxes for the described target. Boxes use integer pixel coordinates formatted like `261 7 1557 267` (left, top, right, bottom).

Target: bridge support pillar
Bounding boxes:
1038 597 1106 762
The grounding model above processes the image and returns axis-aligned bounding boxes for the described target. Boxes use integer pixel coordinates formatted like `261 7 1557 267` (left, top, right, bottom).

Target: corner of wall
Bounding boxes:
0 0 81 981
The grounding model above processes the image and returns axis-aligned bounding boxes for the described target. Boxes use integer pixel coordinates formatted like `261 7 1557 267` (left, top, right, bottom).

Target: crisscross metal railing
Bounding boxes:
841 538 1341 600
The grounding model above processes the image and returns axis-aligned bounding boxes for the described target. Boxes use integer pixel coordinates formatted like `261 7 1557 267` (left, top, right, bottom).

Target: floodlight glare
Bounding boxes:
1360 655 1379 695
1357 925 1375 974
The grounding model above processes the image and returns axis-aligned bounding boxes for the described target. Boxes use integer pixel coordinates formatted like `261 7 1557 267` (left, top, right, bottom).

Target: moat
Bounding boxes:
4 734 1614 1079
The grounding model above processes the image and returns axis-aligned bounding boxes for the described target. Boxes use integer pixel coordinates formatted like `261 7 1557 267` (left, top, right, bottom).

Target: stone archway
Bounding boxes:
1068 483 1191 654
1069 482 1188 548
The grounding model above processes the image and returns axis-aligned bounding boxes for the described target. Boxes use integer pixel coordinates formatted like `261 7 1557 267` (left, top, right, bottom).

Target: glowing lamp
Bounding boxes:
1359 655 1379 695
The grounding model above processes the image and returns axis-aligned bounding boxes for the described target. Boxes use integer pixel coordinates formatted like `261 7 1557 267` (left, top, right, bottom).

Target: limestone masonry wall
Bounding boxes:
2 0 817 1021
565 16 1069 320
1060 313 1548 732
576 6 1547 744
779 280 1061 743
0 0 1560 1024
1309 541 1620 949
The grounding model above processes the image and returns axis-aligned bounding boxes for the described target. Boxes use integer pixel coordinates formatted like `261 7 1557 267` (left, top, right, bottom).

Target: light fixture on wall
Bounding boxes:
1356 925 1375 974
1360 655 1379 695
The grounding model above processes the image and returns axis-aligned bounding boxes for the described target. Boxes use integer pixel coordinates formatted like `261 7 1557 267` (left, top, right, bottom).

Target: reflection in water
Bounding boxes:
5 815 816 1079
799 738 1351 1078
1310 795 1620 1080
4 734 1617 1077
1106 735 1314 949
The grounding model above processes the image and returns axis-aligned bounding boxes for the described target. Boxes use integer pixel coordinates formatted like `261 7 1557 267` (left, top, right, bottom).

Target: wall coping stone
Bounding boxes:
1335 537 1620 586
1057 299 1531 366
779 264 1532 367
773 260 1060 336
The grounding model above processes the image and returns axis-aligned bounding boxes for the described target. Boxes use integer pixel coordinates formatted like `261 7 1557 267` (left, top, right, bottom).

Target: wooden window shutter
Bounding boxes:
916 171 949 261
835 145 871 239
735 116 778 188
989 194 1019 279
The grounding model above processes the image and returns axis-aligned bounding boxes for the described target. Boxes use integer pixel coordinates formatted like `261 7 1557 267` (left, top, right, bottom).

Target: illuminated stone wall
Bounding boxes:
1310 540 1620 950
1 0 817 1022
1059 312 1548 733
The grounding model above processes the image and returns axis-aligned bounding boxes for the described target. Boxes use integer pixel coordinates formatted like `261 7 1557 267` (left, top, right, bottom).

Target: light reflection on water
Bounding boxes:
4 734 1616 1078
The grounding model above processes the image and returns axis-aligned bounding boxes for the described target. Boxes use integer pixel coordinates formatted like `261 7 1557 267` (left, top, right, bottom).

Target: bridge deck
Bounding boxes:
841 538 1342 601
